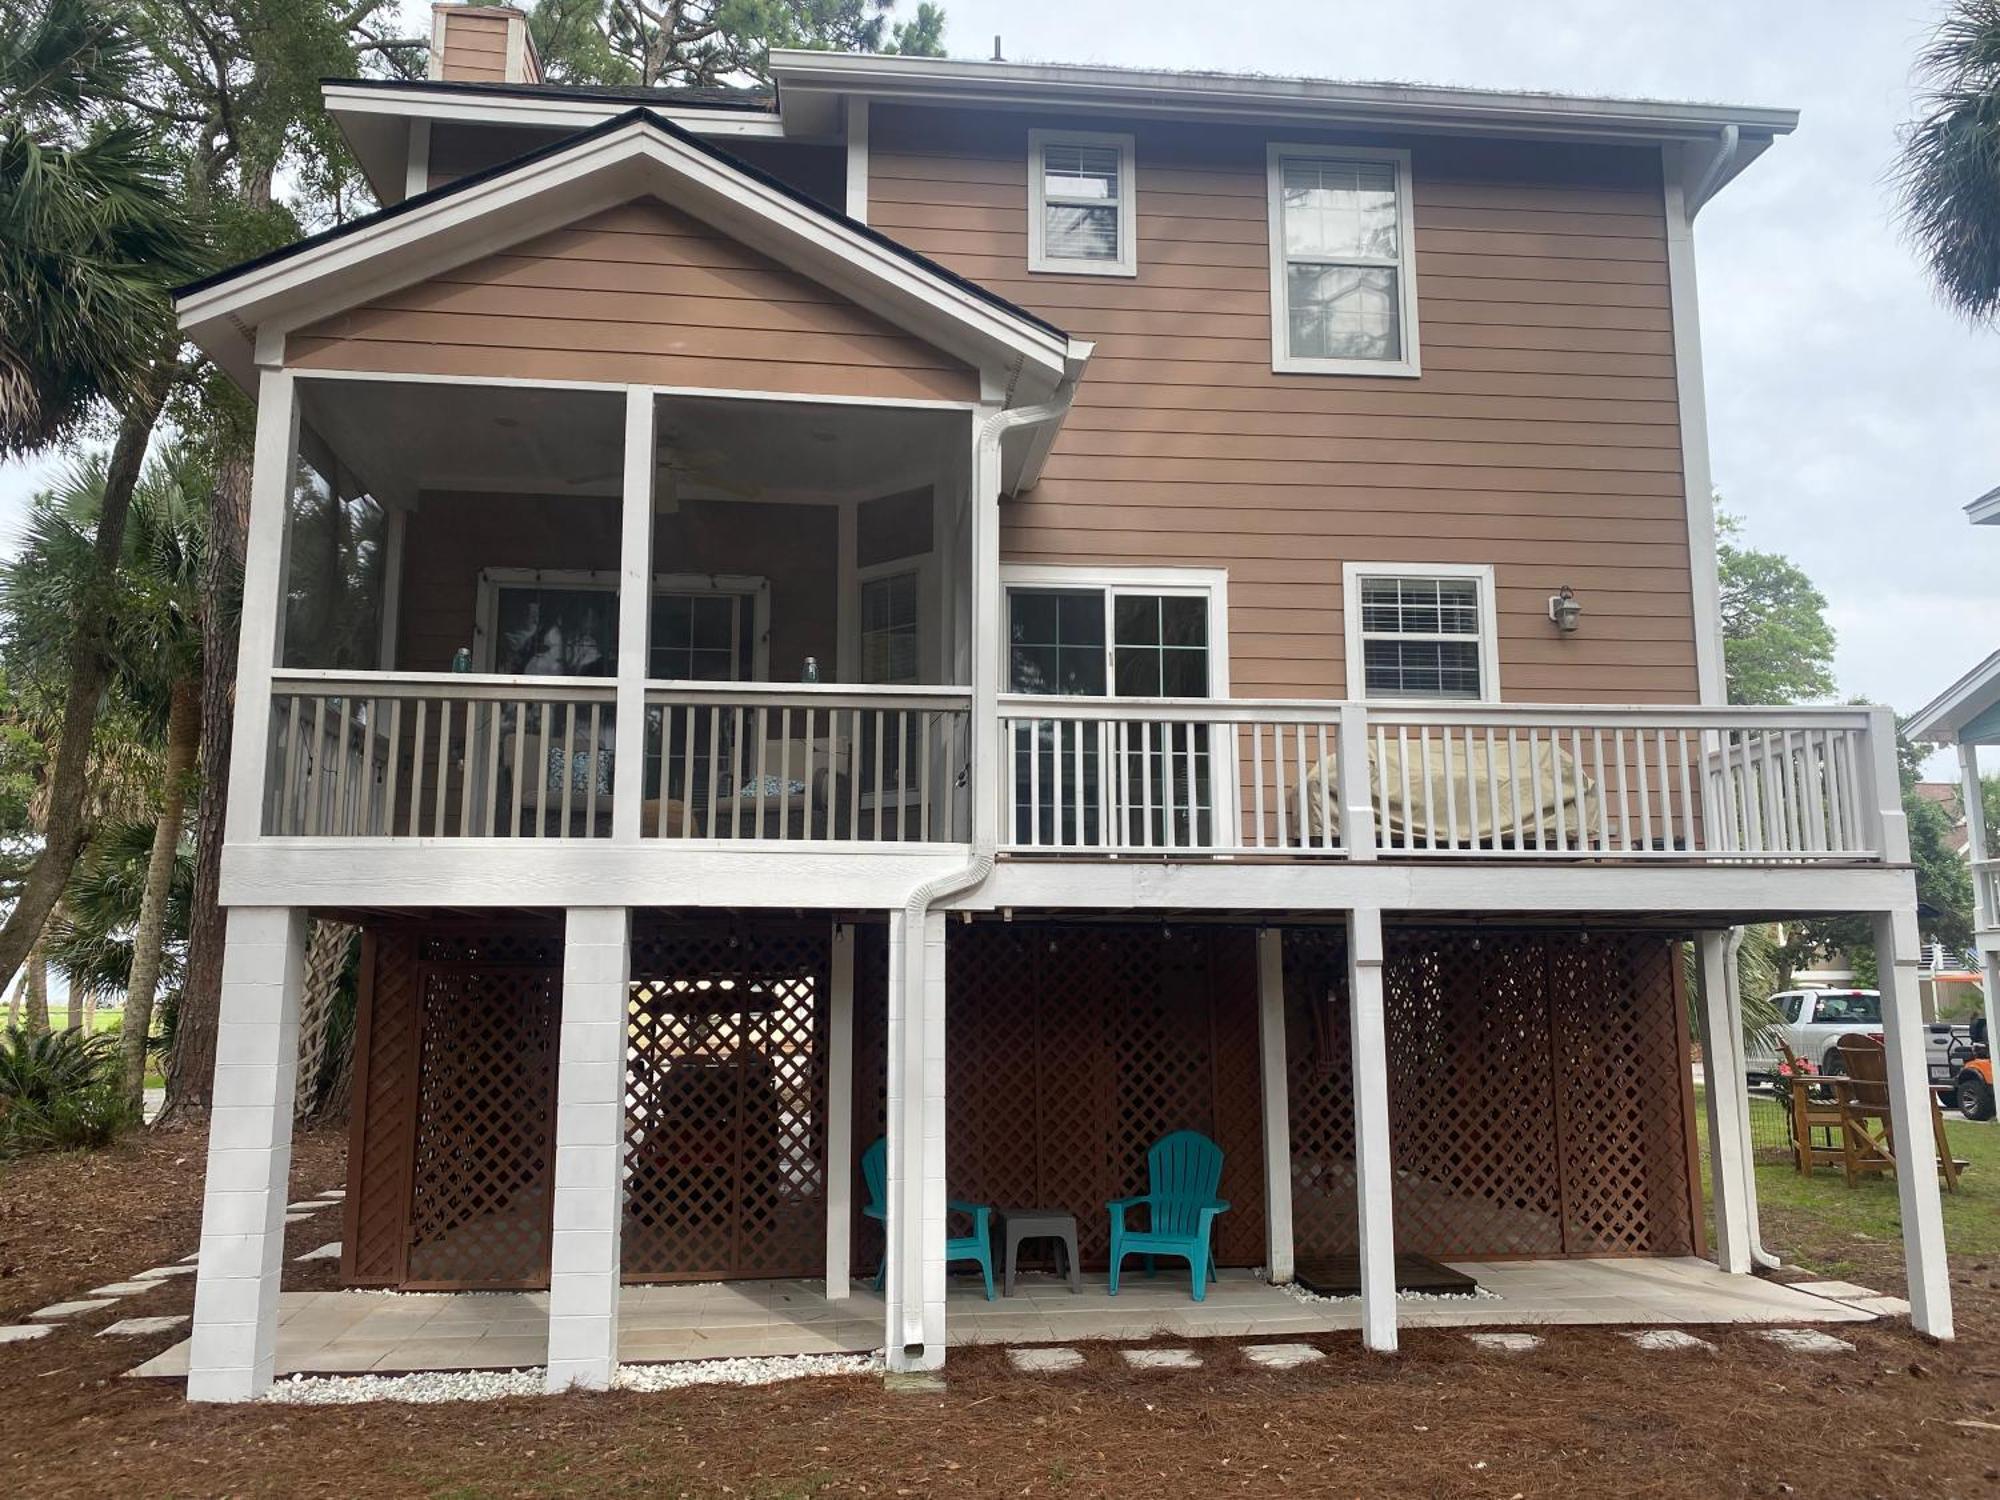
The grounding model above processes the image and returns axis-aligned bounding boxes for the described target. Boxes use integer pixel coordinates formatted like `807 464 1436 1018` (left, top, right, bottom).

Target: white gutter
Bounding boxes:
886 389 1074 1361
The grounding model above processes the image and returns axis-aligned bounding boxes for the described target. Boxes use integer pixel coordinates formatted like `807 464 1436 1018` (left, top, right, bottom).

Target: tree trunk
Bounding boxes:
121 675 201 1109
22 935 48 1035
294 920 352 1121
0 367 169 995
81 986 97 1032
162 444 250 1122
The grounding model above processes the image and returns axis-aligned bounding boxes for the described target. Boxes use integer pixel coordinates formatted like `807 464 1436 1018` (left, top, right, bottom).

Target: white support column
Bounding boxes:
1957 743 2000 1065
1255 928 1294 1284
1663 156 1725 707
884 908 947 1371
188 906 306 1403
826 921 855 1300
1874 906 1953 1339
376 503 408 671
1694 932 1752 1274
1721 930 1773 1266
1346 907 1397 1353
836 501 858 682
222 369 298 847
546 906 631 1393
612 388 656 844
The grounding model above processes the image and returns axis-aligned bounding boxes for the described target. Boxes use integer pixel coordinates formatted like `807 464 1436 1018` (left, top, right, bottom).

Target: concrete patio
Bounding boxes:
131 1259 1876 1380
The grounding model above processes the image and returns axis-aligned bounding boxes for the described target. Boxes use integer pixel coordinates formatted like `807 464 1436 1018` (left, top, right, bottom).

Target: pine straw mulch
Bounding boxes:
1 1131 1998 1498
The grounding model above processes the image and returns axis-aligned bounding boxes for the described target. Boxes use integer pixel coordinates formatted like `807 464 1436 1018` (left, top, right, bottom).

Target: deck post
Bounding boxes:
826 921 855 1300
1255 928 1294 1284
1346 906 1397 1352
884 908 947 1371
612 388 656 845
1874 905 1953 1338
188 906 306 1402
1957 743 2000 1067
1694 931 1752 1273
546 906 631 1392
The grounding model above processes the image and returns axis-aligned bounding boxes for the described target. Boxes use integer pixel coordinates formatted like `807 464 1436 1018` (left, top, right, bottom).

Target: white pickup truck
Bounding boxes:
1745 988 1975 1103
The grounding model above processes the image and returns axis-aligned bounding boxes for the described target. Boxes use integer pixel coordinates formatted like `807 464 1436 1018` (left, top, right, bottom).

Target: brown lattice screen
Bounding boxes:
1287 927 1698 1262
623 922 831 1281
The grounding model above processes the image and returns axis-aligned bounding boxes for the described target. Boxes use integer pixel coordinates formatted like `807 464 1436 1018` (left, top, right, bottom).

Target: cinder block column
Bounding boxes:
1695 931 1752 1273
546 906 631 1393
884 908 947 1371
1346 907 1397 1354
1874 907 1953 1339
1255 928 1294 1284
188 906 306 1402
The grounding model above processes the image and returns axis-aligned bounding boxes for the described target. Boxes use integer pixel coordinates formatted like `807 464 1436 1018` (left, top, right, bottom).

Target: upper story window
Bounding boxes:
1267 145 1420 377
1343 563 1497 702
1029 129 1137 277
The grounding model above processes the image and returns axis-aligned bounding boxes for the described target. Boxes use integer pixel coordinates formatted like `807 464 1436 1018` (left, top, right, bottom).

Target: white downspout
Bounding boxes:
1723 926 1782 1270
887 387 1076 1362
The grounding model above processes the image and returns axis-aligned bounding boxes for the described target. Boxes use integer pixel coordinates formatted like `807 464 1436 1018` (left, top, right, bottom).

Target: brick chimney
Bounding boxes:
428 4 542 84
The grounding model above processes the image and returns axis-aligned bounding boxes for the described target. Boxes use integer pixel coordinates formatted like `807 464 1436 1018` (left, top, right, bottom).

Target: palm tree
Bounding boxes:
1897 0 2000 320
0 0 205 1001
3 448 207 1105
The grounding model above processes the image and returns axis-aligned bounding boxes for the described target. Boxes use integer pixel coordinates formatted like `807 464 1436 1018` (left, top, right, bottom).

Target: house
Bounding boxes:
170 4 1948 1403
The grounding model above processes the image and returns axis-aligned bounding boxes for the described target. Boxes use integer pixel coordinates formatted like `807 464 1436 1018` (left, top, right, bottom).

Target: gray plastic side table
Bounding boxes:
998 1208 1081 1296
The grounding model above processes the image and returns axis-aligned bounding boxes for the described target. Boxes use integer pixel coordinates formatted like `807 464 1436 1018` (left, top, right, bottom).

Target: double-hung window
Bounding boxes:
1029 129 1137 276
1343 563 1498 702
1268 145 1420 376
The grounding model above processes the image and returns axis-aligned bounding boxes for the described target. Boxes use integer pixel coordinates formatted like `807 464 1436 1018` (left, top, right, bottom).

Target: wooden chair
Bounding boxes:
1777 1039 1848 1177
1106 1130 1230 1303
1834 1034 1966 1192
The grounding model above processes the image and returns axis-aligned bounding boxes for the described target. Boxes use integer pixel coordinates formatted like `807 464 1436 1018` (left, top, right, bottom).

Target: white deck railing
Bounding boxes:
997 696 1889 863
1975 858 2000 935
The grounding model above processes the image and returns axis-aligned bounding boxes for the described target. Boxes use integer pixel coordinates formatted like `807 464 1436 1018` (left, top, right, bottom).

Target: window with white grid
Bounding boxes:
1344 565 1497 702
1030 130 1137 276
1268 145 1420 376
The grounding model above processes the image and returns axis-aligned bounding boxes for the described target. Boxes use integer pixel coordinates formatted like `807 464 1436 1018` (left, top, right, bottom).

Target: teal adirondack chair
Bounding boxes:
1106 1130 1230 1302
860 1137 997 1300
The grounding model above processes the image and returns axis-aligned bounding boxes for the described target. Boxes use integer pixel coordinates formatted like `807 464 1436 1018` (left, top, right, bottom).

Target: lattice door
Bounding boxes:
624 925 830 1281
405 961 561 1287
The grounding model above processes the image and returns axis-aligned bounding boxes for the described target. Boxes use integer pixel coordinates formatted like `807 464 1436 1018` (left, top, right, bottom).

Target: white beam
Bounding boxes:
1695 932 1751 1273
1347 907 1397 1353
1956 745 2000 1076
546 906 631 1393
376 504 407 671
188 906 306 1402
1255 928 1294 1284
1874 906 1953 1338
826 921 855 1300
612 390 655 844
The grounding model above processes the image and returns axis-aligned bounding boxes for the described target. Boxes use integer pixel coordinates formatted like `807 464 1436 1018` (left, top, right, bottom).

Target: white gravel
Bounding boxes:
262 1352 880 1405
1282 1281 1500 1307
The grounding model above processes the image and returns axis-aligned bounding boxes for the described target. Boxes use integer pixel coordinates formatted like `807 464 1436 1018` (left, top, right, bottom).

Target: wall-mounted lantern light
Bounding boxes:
1548 585 1582 633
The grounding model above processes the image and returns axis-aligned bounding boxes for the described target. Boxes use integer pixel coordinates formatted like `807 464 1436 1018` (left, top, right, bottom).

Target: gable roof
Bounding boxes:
1908 648 2000 745
177 108 1081 401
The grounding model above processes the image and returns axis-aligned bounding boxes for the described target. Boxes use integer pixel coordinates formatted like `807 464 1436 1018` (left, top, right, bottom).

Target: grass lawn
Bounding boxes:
1694 1084 2000 1278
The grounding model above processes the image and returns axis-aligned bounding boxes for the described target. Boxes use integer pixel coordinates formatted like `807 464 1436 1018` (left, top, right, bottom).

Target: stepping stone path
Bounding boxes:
1753 1329 1855 1354
134 1265 195 1280
0 1325 52 1344
1623 1329 1714 1352
1008 1346 1084 1373
1467 1332 1543 1353
286 1201 326 1212
1789 1280 1910 1318
89 1281 164 1298
296 1241 343 1263
30 1300 117 1320
99 1316 189 1338
1244 1342 1324 1370
1123 1348 1201 1370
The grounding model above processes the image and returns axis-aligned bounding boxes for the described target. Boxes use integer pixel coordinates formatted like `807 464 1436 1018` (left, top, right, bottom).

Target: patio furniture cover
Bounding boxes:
1294 733 1599 846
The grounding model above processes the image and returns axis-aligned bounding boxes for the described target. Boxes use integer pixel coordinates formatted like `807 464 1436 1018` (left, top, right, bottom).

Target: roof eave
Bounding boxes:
1908 648 2000 745
1966 484 2000 526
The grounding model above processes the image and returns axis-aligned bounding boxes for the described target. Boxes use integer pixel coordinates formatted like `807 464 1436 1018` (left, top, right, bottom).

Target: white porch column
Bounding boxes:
1874 906 1953 1339
611 388 656 844
826 921 855 1300
884 908 947 1371
546 906 631 1393
1255 928 1294 1284
1346 907 1397 1353
1694 932 1752 1274
1957 743 2000 1067
188 906 306 1403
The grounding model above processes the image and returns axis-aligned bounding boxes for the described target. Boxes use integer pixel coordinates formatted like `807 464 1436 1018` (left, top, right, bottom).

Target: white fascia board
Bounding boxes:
1907 647 2000 745
178 117 1070 398
771 50 1798 150
1966 484 2000 526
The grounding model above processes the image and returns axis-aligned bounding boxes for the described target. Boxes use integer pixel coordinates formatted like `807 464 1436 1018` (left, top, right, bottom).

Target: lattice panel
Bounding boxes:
623 923 830 1281
417 927 563 967
851 923 891 1276
344 929 421 1284
406 962 560 1286
1550 936 1695 1255
1283 928 1357 1257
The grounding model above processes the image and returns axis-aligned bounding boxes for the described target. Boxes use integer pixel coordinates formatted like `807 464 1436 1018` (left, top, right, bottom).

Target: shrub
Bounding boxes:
0 1025 136 1156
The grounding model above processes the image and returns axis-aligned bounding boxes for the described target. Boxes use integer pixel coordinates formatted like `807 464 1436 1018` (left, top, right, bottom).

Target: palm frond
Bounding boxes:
1896 0 2000 321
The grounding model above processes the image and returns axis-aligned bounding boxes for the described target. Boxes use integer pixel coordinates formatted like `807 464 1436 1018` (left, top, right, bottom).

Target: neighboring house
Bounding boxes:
1915 780 1969 857
173 4 1949 1402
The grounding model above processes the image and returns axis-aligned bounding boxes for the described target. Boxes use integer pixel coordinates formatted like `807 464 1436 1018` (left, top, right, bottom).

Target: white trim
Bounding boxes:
1663 154 1725 705
845 96 869 222
1346 906 1397 1353
405 118 432 201
1967 483 2000 526
613 391 655 843
289 366 981 412
1028 129 1137 278
1267 143 1421 378
326 82 787 137
1908 646 2000 745
1341 561 1499 703
426 5 447 80
1874 906 1953 1339
1695 931 1751 1273
473 566 772 682
225 371 298 846
503 12 531 84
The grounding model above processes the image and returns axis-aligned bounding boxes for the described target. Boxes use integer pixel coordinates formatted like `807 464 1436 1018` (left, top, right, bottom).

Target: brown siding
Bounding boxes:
289 197 979 402
872 107 1697 703
424 129 841 214
436 10 511 84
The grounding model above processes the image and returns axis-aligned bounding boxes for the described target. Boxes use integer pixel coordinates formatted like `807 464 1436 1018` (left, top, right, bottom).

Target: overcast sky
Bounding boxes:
5 0 1996 741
